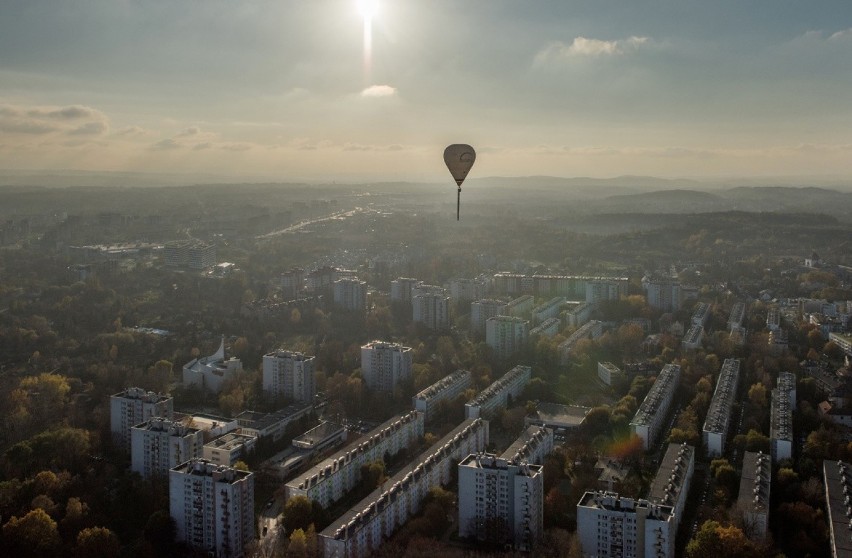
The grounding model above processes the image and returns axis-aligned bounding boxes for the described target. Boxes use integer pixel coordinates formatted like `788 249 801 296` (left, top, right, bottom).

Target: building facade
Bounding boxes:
738 451 771 541
333 278 367 311
412 292 450 330
458 454 543 551
466 365 532 419
703 358 741 457
470 299 509 335
485 315 529 360
630 364 681 450
412 369 473 421
361 341 413 392
823 460 852 558
169 459 254 558
182 336 243 394
770 372 795 462
131 417 203 478
647 443 695 532
577 492 675 558
110 387 174 452
262 349 316 402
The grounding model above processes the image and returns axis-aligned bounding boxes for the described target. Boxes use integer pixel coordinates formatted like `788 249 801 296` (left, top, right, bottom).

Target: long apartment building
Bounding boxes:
361 341 413 392
529 317 561 338
458 454 543 551
558 320 603 364
577 492 676 558
766 306 781 331
738 451 771 541
630 364 681 450
647 443 695 531
470 299 509 335
682 324 704 349
532 297 564 324
703 358 741 457
449 276 488 302
466 365 532 419
586 279 628 303
131 417 203 478
824 460 852 558
770 371 795 462
110 387 174 452
285 411 424 508
500 425 554 466
691 302 711 327
486 315 529 360
597 362 624 387
319 418 489 558
564 301 594 327
728 302 746 330
169 459 254 558
412 369 473 421
506 295 535 318
262 349 316 403
492 272 627 300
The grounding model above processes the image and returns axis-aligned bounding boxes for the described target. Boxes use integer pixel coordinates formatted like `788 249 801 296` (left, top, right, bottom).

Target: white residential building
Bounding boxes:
131 417 203 478
458 454 543 551
728 302 746 330
449 277 488 302
412 292 450 330
630 364 681 450
361 341 413 392
486 315 529 360
682 324 704 349
164 240 216 269
532 297 565 324
182 336 243 394
319 418 489 558
203 432 257 466
585 279 626 303
577 491 675 558
470 299 509 335
529 317 561 338
564 302 594 328
110 387 174 452
333 278 367 311
644 278 681 312
647 443 695 531
390 277 421 303
597 362 624 387
506 295 535 318
466 365 532 419
770 372 795 462
412 369 473 421
286 411 424 508
262 350 315 403
738 451 771 541
703 358 741 457
169 459 254 558
500 425 554 466
823 460 852 558
691 302 711 327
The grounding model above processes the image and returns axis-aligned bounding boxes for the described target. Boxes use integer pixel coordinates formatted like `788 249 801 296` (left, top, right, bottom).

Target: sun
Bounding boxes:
357 0 378 20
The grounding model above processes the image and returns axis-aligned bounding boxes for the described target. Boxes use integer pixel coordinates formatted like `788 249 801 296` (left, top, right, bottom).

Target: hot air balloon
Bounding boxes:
443 144 476 220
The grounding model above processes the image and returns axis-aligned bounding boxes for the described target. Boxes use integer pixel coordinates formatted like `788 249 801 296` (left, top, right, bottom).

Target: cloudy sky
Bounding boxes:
1 0 851 181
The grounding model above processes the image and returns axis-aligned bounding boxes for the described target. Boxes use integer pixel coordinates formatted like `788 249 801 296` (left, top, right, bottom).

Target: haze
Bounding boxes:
2 0 852 181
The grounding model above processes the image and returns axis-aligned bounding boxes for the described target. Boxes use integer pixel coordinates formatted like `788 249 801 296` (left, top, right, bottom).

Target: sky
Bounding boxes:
1 0 852 182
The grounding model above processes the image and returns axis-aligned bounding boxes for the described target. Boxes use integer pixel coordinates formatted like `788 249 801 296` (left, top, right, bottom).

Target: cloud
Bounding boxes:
176 126 201 137
193 142 213 150
68 121 108 135
220 143 252 151
828 28 852 42
534 36 650 65
150 138 181 150
114 126 148 136
361 84 397 97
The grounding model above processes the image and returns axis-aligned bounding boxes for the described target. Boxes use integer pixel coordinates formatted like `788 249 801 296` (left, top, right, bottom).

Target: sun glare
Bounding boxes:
358 0 378 20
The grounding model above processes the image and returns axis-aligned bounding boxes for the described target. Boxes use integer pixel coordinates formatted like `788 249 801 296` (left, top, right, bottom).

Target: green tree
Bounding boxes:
281 495 313 535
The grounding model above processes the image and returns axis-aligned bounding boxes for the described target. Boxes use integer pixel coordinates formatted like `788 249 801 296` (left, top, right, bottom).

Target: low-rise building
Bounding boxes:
234 403 312 441
203 432 257 466
182 336 243 394
525 402 591 431
292 421 346 454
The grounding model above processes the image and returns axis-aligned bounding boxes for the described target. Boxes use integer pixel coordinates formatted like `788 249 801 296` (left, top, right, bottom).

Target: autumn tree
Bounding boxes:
75 527 121 558
2 507 61 557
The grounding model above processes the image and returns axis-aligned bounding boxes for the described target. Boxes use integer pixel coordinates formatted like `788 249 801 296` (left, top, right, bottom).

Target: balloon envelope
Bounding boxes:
443 144 476 187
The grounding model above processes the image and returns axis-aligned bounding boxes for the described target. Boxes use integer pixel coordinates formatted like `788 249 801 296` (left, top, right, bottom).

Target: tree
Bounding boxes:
2 508 61 557
287 528 308 558
281 496 313 535
75 527 120 558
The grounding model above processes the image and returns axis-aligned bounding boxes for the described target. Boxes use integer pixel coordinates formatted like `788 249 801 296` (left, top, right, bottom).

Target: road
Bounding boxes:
256 206 374 239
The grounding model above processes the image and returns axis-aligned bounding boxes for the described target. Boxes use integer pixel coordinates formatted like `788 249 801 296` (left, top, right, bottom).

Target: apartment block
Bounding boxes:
506 295 535 318
738 451 771 541
728 302 746 330
500 425 554 466
169 459 254 558
770 372 795 462
131 417 203 478
577 492 675 558
703 358 740 457
262 349 316 402
333 278 367 311
412 369 473 421
286 411 424 508
319 418 489 558
449 277 488 302
466 365 532 419
532 297 565 324
458 454 543 551
823 460 852 558
644 278 681 312
203 432 257 466
647 443 695 531
558 320 603 364
529 317 561 338
361 341 413 392
485 315 529 360
390 277 421 302
630 364 681 451
564 302 594 328
110 387 174 452
412 292 450 330
470 299 509 335
597 362 624 387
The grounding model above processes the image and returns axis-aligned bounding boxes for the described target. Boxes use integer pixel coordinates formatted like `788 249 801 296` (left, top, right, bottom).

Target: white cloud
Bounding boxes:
0 103 109 137
828 28 852 42
150 138 181 150
361 84 397 97
534 36 650 65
